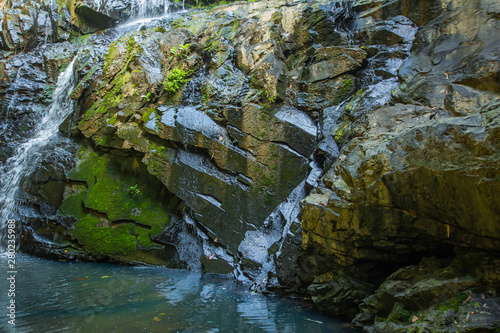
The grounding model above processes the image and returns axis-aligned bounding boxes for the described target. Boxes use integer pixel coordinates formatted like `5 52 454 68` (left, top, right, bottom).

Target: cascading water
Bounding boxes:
131 0 172 17
91 0 172 19
0 56 77 250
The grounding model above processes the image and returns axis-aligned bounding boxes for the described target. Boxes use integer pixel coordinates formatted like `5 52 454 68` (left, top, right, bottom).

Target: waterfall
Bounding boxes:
0 56 78 251
130 0 172 18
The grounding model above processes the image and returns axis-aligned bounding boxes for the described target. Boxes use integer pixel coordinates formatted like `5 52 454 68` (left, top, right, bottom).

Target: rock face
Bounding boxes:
6 0 368 270
1 0 499 330
0 0 76 52
66 0 367 266
286 0 500 330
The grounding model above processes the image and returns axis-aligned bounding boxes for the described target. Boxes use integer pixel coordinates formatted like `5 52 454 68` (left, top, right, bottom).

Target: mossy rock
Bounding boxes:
59 148 174 259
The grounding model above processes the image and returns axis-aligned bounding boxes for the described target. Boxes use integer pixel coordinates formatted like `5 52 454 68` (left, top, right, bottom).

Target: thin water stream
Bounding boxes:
0 58 77 247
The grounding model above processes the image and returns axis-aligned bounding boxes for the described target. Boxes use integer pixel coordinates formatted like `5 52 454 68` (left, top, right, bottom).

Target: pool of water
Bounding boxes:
0 255 353 332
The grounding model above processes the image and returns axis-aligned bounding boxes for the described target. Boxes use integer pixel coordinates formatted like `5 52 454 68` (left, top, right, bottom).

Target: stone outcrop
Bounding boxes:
0 0 75 52
280 0 500 330
0 0 498 330
11 0 370 270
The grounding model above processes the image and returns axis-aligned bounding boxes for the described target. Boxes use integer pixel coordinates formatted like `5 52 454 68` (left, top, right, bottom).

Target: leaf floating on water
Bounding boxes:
159 313 166 316
412 315 418 323
82 283 88 287
75 278 86 281
153 317 161 322
306 318 323 324
101 276 111 279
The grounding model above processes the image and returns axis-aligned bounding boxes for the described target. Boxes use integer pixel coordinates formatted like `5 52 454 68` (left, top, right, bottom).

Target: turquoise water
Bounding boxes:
0 255 353 332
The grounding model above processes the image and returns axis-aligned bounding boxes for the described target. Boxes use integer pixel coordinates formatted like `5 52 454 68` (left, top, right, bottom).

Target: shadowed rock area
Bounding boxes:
0 0 499 331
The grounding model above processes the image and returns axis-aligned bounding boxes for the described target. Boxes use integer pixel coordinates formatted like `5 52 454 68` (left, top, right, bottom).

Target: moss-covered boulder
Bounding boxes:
57 147 182 265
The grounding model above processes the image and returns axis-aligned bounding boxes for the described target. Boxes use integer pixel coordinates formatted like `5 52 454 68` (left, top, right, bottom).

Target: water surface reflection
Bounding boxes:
0 255 353 332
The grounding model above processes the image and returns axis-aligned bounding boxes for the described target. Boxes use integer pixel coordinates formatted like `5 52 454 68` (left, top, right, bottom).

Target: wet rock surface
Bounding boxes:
0 0 498 330
290 0 500 330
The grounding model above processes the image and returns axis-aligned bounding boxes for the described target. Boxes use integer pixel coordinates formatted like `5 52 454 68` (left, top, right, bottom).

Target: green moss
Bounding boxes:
334 120 350 144
107 114 117 125
259 174 275 187
338 76 353 95
142 108 157 123
55 0 68 10
153 26 167 33
80 66 130 122
435 293 468 313
204 39 220 53
144 143 175 178
345 88 367 114
59 151 173 256
80 36 142 123
117 124 144 146
59 192 137 256
93 134 112 147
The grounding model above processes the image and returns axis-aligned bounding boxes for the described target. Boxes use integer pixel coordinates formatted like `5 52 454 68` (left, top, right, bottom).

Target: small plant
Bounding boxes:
170 44 190 61
263 89 277 103
169 46 178 61
127 184 141 197
140 92 152 102
164 68 190 93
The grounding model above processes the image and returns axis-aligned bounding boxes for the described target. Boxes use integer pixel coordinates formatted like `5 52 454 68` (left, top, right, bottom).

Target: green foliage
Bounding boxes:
140 92 152 102
164 67 190 93
169 46 178 61
169 44 190 61
268 91 277 103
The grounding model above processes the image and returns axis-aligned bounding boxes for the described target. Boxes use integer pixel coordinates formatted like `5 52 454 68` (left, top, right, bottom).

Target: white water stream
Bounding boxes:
0 57 77 249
